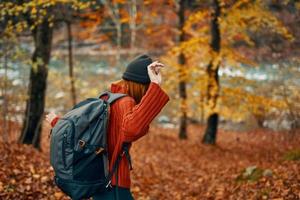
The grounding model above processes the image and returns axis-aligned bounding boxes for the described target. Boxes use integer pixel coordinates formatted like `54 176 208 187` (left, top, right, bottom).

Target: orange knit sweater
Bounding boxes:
50 82 170 188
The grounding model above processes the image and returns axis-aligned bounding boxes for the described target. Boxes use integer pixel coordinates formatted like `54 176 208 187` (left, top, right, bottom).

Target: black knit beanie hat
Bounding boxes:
122 54 153 84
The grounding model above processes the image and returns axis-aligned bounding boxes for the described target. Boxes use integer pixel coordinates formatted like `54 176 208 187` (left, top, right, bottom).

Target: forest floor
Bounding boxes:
0 123 299 200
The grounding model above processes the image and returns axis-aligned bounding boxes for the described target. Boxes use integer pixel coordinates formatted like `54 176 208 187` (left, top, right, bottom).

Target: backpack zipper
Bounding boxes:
62 132 67 169
60 118 75 149
60 118 75 169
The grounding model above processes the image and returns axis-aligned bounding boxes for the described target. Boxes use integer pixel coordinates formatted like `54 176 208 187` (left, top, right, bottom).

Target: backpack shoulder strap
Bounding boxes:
105 142 132 189
99 91 127 105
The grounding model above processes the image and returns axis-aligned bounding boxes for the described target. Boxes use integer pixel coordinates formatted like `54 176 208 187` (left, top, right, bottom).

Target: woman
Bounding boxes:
46 54 170 200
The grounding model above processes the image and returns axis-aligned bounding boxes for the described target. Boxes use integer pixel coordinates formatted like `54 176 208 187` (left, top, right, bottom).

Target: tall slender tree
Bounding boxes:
1 38 9 142
101 0 123 64
167 0 294 144
66 21 77 106
177 0 188 139
129 0 138 53
0 1 92 149
19 19 53 149
202 0 221 144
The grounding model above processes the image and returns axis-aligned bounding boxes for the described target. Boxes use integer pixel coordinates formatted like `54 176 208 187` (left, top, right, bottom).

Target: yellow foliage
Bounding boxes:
0 0 91 35
183 10 210 33
220 86 287 120
162 0 295 122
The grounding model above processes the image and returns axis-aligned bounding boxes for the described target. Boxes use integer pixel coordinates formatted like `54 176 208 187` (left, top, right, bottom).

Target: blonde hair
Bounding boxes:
112 79 149 104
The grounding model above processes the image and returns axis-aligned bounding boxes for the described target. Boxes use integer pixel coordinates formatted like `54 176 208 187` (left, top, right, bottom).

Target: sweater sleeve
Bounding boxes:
119 82 170 142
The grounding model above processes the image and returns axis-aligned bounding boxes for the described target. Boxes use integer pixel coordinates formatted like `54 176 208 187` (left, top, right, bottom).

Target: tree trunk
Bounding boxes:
202 0 221 145
2 47 9 142
129 0 137 52
116 24 122 65
19 20 53 149
178 0 188 139
67 21 77 106
200 91 205 124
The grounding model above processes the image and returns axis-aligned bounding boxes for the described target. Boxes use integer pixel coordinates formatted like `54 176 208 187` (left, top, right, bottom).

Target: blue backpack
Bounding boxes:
50 91 132 200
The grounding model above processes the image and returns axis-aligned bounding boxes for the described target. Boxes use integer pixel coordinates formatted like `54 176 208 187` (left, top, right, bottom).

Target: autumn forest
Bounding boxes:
0 0 299 199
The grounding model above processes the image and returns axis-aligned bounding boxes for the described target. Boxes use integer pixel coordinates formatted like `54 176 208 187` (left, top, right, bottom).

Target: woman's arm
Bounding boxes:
120 82 169 142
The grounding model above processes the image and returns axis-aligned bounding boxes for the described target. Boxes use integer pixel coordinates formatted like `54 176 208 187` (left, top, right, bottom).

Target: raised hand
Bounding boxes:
147 61 165 85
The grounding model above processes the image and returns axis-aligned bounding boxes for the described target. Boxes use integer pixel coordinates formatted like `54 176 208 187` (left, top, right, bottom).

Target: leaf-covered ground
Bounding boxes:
0 124 299 200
